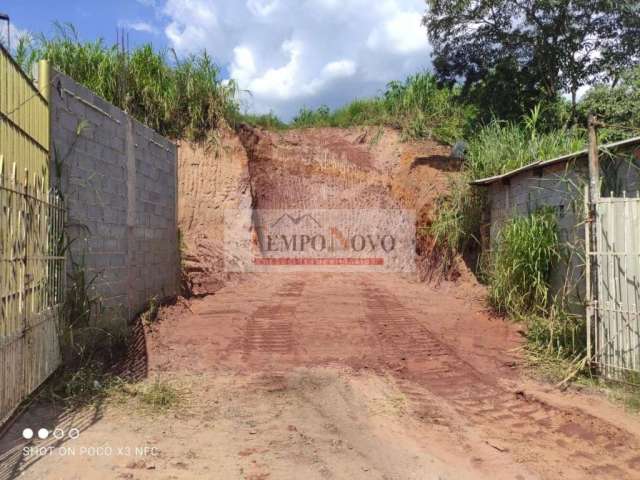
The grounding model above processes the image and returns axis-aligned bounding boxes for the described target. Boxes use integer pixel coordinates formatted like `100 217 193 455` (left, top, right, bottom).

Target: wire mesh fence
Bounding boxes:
0 159 65 423
1 45 64 423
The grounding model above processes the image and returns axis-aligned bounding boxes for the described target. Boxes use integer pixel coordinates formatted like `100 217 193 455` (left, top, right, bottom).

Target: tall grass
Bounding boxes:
383 73 475 144
427 175 484 270
17 23 238 141
465 107 586 180
237 111 288 130
489 208 561 316
488 208 587 360
430 107 586 259
291 73 474 145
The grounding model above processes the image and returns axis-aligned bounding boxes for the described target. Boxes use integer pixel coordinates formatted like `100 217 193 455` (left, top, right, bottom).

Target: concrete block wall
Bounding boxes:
47 69 178 323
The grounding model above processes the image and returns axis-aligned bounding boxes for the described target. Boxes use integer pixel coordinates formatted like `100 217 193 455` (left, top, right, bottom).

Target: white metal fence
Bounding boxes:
589 193 640 379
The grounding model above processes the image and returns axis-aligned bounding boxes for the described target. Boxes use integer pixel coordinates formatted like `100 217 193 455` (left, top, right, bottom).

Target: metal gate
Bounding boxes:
1 46 64 423
588 192 640 380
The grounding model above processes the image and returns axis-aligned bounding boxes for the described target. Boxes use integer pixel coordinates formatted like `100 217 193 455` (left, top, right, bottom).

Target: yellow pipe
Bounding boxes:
38 59 49 103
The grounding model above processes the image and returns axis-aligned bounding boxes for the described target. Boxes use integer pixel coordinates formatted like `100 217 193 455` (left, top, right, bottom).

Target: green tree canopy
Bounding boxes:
423 0 640 121
579 65 640 141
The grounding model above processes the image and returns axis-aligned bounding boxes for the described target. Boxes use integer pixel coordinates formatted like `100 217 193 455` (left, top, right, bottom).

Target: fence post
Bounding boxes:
586 114 600 368
37 59 50 103
588 114 600 203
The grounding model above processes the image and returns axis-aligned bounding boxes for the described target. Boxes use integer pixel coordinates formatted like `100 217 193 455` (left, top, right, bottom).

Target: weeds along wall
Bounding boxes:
42 68 178 324
486 158 589 311
485 147 640 311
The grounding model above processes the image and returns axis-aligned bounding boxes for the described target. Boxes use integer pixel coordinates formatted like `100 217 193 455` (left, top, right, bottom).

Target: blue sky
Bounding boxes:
2 0 432 120
2 0 165 49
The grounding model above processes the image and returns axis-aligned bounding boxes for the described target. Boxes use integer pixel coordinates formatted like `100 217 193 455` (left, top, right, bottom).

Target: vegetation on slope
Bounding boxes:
16 23 239 141
465 109 586 180
290 73 475 145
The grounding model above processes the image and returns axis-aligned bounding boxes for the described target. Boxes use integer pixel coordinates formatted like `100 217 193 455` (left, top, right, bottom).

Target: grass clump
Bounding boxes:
488 208 561 316
237 111 288 130
292 99 388 129
465 106 586 180
140 296 160 326
16 23 238 141
426 175 484 275
291 72 473 145
383 73 475 144
136 377 181 411
488 209 586 362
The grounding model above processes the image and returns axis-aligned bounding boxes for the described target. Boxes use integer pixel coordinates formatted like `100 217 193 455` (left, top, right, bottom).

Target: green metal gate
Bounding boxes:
1 46 64 423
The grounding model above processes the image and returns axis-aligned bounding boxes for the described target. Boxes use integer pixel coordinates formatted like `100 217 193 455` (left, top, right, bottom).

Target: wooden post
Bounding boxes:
588 114 600 203
584 186 592 364
586 114 600 367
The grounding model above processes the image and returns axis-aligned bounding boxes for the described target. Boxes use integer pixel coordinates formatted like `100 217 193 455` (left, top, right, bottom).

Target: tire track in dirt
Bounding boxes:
362 280 640 479
240 280 304 384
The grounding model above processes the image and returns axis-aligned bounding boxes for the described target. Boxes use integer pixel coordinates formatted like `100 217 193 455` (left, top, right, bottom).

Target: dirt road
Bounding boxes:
2 127 640 479
4 272 640 479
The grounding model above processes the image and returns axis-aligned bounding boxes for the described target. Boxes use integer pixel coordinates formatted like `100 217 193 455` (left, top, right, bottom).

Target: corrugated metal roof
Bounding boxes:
469 136 640 186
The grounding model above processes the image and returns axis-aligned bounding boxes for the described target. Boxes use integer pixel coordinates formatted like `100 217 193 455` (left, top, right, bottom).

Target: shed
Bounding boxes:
470 136 640 308
471 136 640 248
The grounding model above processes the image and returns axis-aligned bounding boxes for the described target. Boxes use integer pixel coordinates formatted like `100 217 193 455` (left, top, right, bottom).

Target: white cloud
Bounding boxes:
323 60 357 79
0 23 31 52
118 20 158 34
158 0 431 118
367 11 429 54
246 0 280 17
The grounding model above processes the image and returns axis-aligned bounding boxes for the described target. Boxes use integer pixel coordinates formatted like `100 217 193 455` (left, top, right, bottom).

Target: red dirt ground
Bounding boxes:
145 271 640 479
3 126 640 479
147 126 640 479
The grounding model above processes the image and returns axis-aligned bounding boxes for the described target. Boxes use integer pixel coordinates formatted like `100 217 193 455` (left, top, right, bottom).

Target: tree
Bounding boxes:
423 0 640 121
579 65 640 141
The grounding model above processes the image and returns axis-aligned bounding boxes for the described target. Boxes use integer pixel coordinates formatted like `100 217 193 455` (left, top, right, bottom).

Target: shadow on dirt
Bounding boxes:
0 316 149 479
410 155 461 172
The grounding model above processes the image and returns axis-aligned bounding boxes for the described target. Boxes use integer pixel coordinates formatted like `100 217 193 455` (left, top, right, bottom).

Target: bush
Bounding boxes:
488 208 561 316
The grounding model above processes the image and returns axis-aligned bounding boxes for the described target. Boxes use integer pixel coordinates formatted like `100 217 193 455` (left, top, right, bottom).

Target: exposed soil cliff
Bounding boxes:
177 126 253 295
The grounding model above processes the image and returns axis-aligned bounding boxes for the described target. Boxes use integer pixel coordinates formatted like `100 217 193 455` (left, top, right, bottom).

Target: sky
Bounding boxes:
1 0 432 120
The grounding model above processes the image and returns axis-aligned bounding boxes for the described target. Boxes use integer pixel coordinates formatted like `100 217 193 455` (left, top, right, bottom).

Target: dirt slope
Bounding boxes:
177 126 253 295
237 125 460 279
